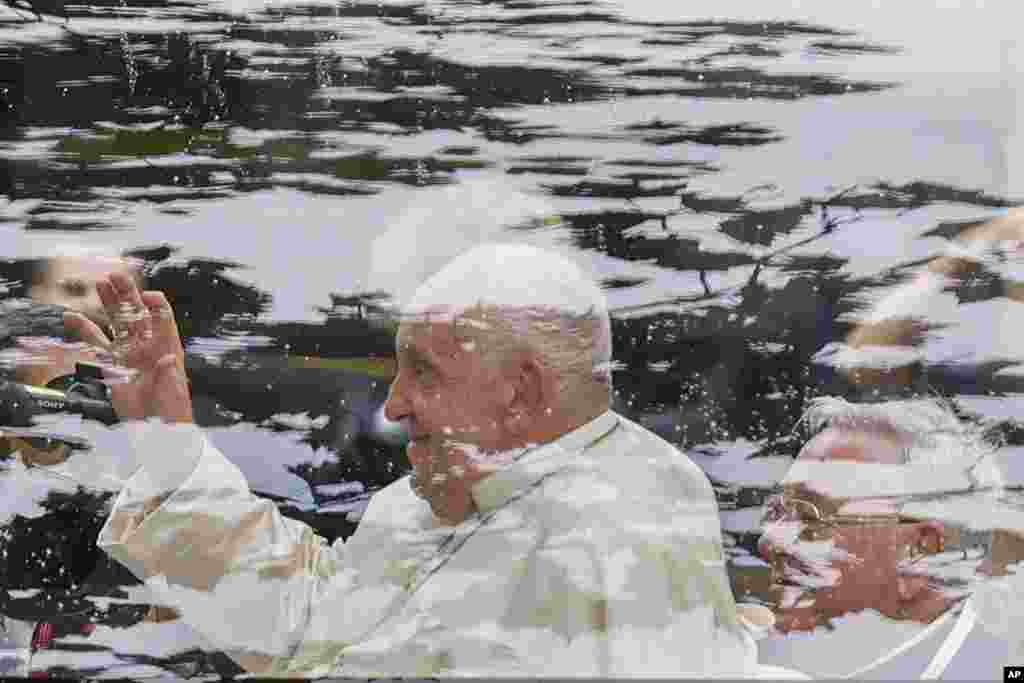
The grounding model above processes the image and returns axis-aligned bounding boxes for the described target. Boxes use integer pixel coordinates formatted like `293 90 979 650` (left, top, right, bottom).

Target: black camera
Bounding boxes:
0 299 117 426
0 364 117 427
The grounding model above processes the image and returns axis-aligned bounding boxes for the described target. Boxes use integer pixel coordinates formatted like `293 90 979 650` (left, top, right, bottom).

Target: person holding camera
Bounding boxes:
0 248 214 677
1 248 142 461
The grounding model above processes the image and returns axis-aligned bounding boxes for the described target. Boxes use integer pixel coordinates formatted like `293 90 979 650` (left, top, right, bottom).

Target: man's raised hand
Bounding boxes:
64 272 193 424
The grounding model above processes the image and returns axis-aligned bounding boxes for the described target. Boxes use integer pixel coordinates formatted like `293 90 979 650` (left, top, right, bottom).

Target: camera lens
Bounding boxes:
65 381 110 404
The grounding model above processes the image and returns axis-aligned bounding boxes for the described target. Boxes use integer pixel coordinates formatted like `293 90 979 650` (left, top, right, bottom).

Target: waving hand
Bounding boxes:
64 272 193 424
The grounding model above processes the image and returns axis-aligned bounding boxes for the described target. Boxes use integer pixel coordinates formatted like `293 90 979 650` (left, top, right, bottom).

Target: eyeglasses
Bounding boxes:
763 495 910 528
762 493 951 545
763 494 998 562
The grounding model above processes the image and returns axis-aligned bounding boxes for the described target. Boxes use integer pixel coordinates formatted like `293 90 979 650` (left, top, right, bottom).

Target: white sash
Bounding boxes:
832 600 975 680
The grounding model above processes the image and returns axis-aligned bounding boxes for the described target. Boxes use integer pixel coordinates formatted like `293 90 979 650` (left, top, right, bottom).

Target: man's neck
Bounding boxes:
426 406 610 527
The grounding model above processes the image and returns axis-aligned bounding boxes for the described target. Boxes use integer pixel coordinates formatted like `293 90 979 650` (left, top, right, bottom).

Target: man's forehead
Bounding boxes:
798 426 908 464
396 320 465 355
395 304 500 345
46 255 137 282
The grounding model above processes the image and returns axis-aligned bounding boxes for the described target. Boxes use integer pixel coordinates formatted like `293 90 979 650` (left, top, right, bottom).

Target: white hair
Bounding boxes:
405 243 613 413
407 243 606 319
799 396 1002 486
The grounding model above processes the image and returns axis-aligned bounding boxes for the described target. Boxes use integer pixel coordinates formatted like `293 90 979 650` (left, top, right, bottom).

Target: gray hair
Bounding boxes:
455 304 611 411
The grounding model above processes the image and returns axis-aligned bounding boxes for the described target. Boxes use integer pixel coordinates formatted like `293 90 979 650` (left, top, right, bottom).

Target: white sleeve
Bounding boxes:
120 420 207 498
97 421 349 674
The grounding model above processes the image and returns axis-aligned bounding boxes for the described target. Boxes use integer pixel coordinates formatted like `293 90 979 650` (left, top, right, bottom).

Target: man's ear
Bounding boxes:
978 528 1024 577
504 355 550 432
913 520 946 556
894 522 946 605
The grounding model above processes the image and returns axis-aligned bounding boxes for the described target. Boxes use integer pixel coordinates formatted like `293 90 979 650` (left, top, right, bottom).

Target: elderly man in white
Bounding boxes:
62 243 757 677
755 396 1024 680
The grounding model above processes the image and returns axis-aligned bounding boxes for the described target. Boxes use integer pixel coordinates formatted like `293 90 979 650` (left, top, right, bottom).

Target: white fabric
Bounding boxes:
972 565 1024 645
756 664 812 680
97 411 757 677
921 599 977 679
759 599 1014 680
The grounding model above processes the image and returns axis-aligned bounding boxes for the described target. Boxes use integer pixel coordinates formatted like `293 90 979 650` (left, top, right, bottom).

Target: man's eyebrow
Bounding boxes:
398 342 440 367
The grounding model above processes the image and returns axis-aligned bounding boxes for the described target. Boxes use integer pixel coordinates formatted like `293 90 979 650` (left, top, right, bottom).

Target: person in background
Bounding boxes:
19 246 143 385
755 396 1024 679
839 207 1024 387
2 246 141 467
64 243 759 677
0 245 200 676
27 247 142 326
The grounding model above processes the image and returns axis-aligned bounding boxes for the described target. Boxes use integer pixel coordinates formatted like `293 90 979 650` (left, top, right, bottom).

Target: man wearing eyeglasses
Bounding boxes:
753 397 1024 679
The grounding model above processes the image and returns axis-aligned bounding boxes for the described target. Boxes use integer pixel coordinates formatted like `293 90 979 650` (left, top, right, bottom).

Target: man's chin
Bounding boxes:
409 461 449 505
410 477 473 525
409 453 483 519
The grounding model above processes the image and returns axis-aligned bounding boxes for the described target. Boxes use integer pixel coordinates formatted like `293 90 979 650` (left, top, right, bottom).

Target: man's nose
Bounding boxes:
383 375 410 423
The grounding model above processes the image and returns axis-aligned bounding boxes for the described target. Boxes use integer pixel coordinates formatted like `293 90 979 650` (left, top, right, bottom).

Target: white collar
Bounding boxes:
470 410 620 514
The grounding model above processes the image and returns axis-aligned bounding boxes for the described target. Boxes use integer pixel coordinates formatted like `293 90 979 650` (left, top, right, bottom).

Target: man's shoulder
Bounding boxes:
607 412 713 490
542 412 727 550
543 411 719 516
358 475 426 525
